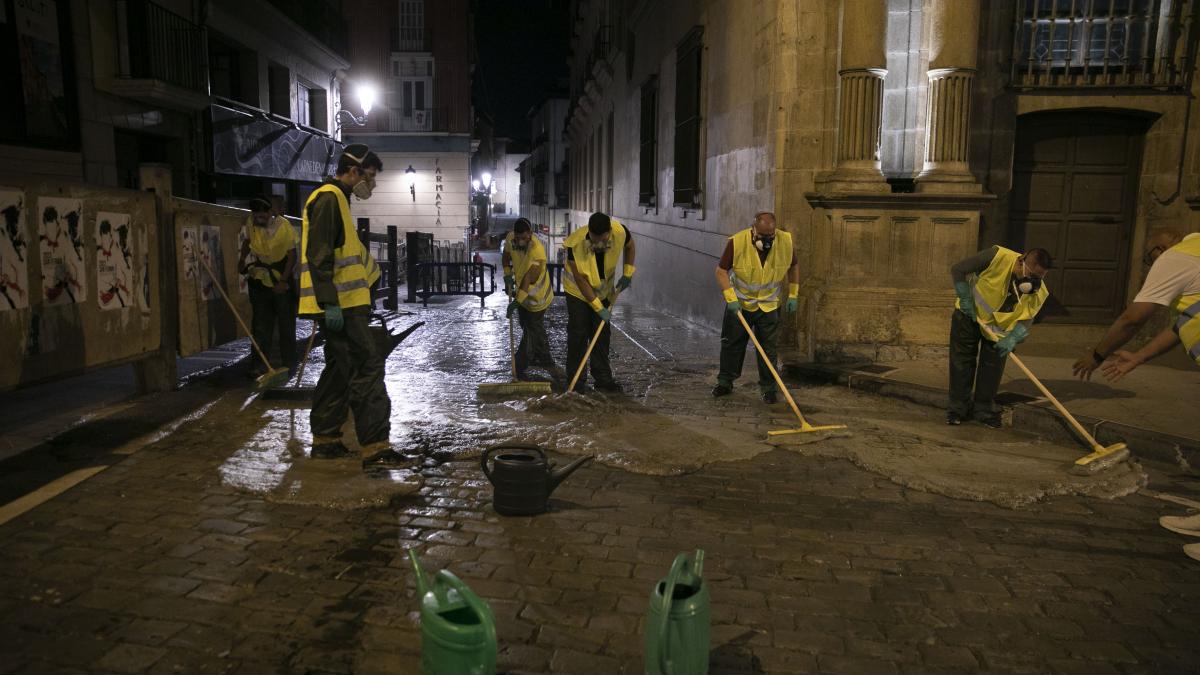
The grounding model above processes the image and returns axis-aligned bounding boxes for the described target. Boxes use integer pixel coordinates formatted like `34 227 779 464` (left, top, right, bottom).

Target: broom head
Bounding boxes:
254 367 291 391
477 381 553 397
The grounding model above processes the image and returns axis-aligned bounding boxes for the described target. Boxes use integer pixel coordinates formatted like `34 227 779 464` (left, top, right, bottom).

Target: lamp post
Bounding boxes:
334 82 378 135
405 165 416 202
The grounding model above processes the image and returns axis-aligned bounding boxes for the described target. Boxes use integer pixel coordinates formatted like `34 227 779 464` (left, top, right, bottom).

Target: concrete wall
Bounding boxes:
0 182 161 391
350 152 470 243
173 198 255 356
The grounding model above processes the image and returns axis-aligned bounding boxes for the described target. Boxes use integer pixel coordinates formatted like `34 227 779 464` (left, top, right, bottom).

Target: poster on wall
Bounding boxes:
14 0 70 143
0 189 30 311
181 226 197 282
137 229 151 314
38 197 85 305
96 212 134 310
199 225 223 301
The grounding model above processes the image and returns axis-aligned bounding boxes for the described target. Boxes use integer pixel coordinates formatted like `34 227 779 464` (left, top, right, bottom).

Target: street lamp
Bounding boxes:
334 82 379 133
472 179 481 191
405 165 416 202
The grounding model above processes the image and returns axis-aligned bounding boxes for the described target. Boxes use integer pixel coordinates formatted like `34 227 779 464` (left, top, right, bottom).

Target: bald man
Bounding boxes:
1073 227 1200 381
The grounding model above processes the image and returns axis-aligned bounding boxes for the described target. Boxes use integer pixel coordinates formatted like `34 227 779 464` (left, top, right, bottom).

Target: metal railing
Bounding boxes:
383 108 440 132
117 0 208 93
1011 0 1198 89
413 263 496 307
359 224 400 311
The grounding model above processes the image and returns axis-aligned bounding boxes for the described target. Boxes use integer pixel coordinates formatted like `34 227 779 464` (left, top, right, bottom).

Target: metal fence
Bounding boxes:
118 0 208 93
1011 0 1197 89
413 263 496 307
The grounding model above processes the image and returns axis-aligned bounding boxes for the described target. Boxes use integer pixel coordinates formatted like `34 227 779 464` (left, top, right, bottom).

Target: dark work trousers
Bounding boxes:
718 308 780 393
514 305 556 375
566 294 615 390
248 282 297 369
311 308 390 447
948 309 1008 419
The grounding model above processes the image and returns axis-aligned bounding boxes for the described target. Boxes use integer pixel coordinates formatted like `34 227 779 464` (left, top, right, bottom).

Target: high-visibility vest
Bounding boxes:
562 219 628 303
957 246 1049 342
728 228 793 313
505 232 553 312
298 184 378 314
245 216 296 287
1167 235 1200 366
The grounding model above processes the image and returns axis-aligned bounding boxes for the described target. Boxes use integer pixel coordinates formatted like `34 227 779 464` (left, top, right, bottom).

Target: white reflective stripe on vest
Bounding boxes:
298 278 370 296
1175 299 1200 333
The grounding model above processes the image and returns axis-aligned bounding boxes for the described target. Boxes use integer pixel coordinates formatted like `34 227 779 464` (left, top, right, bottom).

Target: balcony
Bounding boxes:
270 0 348 56
1011 0 1198 90
107 0 210 110
380 108 445 133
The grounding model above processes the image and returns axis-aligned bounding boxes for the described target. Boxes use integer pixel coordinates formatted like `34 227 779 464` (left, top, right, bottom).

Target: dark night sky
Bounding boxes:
472 0 570 143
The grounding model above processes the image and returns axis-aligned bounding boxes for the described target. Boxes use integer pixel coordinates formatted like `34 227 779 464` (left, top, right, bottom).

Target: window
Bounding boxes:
0 0 78 149
268 63 290 117
297 81 327 131
209 35 258 107
674 27 703 207
398 0 426 51
639 77 658 206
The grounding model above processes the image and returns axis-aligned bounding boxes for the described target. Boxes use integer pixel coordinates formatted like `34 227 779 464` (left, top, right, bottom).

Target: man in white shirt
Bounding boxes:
1071 227 1200 381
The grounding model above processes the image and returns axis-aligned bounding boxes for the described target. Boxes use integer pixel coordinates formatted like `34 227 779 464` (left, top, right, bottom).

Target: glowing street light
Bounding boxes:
405 165 416 202
356 83 377 116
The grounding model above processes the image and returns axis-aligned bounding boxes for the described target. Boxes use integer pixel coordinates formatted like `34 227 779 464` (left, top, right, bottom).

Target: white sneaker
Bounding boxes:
1159 512 1200 537
1185 543 1200 562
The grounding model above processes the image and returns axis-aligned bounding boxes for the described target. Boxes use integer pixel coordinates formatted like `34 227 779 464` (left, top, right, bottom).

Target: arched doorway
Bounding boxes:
1010 110 1151 324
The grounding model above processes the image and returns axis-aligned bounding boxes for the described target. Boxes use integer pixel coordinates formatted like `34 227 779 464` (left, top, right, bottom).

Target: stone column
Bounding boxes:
917 0 982 193
821 0 889 193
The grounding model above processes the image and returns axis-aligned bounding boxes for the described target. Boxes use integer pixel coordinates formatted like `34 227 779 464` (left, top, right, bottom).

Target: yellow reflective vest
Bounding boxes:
298 184 379 314
956 246 1049 341
728 228 793 313
562 219 627 303
245 216 297 287
1167 235 1200 366
505 232 553 312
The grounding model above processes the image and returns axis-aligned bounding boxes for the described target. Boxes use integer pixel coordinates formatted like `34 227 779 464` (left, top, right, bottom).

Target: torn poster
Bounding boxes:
0 188 30 311
38 197 86 305
96 211 134 310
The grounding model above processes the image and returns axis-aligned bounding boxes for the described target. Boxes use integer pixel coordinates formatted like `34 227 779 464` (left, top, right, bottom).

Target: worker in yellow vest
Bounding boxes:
503 218 559 379
299 144 403 471
239 196 298 376
1068 227 1200 381
949 246 1053 427
562 212 636 392
713 212 799 404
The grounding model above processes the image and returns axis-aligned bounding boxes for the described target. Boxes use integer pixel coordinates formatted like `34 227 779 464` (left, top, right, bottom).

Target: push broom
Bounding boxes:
981 324 1130 473
196 252 290 390
566 294 622 393
477 288 552 396
737 310 846 437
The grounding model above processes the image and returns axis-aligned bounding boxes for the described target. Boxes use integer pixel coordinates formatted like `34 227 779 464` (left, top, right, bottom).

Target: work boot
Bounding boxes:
311 439 352 459
1186 543 1200 562
762 390 778 405
595 380 623 393
362 443 419 472
1160 513 1200 537
711 383 732 398
946 412 963 426
978 415 1002 429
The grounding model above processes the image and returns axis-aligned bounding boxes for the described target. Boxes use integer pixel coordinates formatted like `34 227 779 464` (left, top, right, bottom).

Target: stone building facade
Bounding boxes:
566 0 1200 363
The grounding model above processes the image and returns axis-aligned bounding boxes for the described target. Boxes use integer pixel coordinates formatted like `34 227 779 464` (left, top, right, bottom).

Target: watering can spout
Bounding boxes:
547 455 593 494
408 550 430 598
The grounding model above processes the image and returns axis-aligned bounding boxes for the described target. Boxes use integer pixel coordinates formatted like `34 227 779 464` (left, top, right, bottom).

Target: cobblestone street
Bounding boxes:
2 291 1199 674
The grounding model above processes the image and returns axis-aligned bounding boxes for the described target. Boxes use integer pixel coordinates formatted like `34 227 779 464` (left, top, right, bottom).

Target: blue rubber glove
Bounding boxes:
616 275 633 292
725 300 741 314
506 299 520 319
995 323 1029 357
954 281 975 321
323 304 344 332
785 298 798 313
597 307 612 323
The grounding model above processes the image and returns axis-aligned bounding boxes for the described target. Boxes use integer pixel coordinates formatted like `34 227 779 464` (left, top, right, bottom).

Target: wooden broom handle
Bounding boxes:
568 294 618 391
197 252 273 370
737 310 810 427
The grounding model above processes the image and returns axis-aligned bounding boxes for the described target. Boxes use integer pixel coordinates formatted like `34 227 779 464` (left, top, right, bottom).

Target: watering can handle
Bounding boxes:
480 444 548 480
657 552 690 675
435 569 498 650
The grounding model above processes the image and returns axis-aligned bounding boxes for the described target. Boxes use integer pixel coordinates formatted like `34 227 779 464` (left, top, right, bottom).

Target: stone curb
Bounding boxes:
784 362 1199 471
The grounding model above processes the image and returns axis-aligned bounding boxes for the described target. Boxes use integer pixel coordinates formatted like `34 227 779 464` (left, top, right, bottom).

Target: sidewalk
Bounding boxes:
786 352 1200 469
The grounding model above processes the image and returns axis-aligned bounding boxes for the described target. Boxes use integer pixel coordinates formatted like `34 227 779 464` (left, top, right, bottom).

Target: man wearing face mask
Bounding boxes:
239 196 298 376
1071 227 1200 382
713 212 799 404
299 144 401 471
562 212 636 392
503 218 558 379
948 245 1053 427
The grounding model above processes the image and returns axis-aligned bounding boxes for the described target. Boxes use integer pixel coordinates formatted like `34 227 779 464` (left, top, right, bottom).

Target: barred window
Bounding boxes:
639 76 658 206
674 27 703 207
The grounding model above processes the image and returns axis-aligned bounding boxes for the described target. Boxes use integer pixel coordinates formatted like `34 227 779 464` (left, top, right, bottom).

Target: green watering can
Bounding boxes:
409 550 497 675
645 549 710 675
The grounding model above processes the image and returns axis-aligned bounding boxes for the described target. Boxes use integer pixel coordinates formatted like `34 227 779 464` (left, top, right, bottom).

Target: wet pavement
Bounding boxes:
2 283 1200 673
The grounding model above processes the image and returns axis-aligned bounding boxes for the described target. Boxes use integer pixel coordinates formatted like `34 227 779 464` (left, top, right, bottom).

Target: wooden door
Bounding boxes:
1010 111 1146 323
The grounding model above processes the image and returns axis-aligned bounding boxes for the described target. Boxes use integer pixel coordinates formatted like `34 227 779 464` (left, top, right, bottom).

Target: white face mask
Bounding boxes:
1013 260 1042 295
352 177 375 200
589 236 612 252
